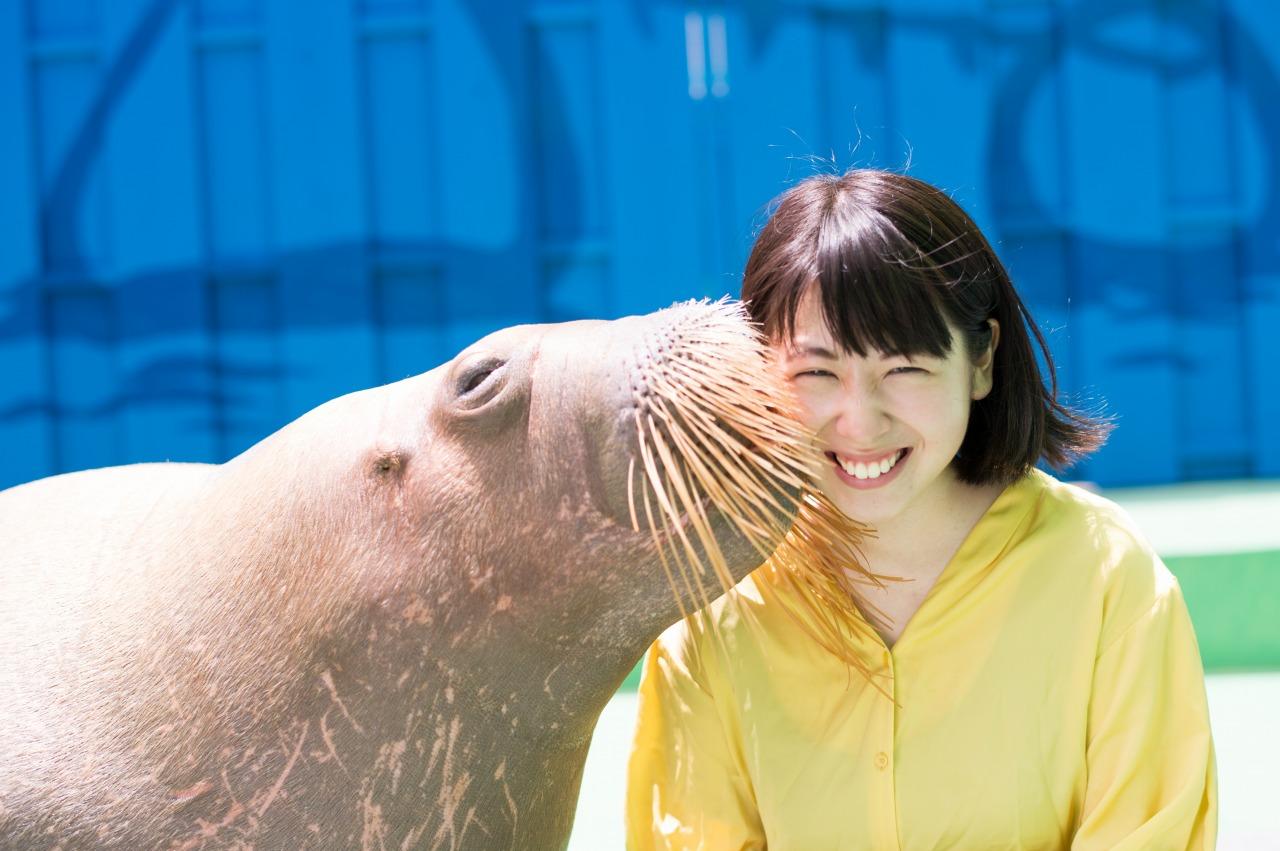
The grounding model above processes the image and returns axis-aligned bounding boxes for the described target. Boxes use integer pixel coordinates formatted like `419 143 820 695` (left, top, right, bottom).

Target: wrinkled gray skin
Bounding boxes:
0 305 790 850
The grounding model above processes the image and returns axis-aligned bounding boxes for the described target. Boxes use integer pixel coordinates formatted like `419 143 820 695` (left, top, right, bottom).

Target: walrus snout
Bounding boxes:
578 302 811 589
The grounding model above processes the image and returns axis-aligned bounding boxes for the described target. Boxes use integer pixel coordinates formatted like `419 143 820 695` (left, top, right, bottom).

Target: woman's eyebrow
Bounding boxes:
787 343 839 359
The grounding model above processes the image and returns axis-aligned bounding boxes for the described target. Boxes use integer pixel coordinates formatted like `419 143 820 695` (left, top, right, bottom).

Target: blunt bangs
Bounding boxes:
812 207 954 360
745 172 976 362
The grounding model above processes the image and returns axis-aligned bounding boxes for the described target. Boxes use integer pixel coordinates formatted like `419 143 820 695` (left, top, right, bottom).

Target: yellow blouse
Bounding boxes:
626 470 1216 850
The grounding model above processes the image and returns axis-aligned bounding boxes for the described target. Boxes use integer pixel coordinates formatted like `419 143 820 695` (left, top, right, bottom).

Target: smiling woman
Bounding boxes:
627 169 1218 850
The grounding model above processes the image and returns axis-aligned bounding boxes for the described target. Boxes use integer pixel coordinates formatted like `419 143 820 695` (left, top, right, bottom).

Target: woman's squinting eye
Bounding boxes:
889 365 926 375
794 368 836 379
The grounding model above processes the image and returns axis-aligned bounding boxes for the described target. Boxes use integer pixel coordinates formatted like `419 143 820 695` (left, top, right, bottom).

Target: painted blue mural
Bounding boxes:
1 0 1277 490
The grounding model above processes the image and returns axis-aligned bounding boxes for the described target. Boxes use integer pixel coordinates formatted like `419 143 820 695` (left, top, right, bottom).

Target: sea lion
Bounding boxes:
0 300 870 850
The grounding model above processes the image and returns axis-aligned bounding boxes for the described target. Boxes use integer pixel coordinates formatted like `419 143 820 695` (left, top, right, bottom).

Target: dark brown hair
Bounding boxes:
742 168 1110 485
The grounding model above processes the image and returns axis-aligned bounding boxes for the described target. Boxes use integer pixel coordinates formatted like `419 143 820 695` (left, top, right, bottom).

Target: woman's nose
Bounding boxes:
833 389 890 444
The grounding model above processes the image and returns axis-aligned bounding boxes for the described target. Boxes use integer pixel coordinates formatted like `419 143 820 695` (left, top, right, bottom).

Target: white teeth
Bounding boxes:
838 450 903 480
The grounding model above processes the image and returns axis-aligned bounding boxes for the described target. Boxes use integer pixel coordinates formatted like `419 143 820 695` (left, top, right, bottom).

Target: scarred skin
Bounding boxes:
0 305 790 850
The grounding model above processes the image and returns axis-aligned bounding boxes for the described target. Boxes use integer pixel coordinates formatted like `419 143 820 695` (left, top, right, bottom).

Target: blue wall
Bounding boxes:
1 0 1277 490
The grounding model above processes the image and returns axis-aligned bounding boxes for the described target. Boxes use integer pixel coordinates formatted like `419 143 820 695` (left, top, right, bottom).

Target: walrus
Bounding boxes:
0 300 874 850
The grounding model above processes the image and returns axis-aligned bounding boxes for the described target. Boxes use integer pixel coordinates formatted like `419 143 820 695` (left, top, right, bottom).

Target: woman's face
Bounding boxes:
775 291 996 528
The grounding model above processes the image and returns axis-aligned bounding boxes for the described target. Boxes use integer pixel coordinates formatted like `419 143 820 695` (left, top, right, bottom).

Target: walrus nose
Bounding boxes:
598 302 807 548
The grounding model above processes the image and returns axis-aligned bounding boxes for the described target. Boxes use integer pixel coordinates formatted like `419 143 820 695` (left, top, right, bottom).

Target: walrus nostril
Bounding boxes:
370 449 410 479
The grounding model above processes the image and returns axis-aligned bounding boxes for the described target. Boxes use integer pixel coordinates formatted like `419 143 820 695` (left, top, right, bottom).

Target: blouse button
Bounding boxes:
874 752 889 770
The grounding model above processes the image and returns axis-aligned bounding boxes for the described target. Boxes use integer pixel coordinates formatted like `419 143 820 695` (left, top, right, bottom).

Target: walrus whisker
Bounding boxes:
657 473 715 630
667 398 810 531
637 458 688 624
643 473 695 632
643 395 776 538
636 417 686 548
669 442 777 552
647 363 815 521
646 372 789 534
646 419 726 591
626 455 642 534
646 423 740 625
635 384 726 625
646 409 783 612
637 418 706 623
654 368 807 456
676 398 820 485
655 405 796 550
660 408 779 562
656 407 784 562
627 298 899 679
669 445 736 597
648 390 802 511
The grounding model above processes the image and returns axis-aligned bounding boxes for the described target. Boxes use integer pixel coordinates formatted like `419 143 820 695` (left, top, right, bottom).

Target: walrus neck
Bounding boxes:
274 608 628 849
351 594 639 751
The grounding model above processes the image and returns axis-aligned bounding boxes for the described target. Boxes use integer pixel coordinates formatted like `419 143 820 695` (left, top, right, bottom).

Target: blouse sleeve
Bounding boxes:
1073 577 1217 849
625 625 765 851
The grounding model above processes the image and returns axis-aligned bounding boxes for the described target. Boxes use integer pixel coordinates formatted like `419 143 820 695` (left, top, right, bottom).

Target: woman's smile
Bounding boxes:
828 448 910 489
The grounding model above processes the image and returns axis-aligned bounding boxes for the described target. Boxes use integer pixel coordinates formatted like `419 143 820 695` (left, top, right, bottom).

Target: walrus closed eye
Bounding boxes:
0 299 881 851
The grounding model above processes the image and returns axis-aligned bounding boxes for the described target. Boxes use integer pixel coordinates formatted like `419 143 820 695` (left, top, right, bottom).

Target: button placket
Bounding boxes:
873 650 902 848
879 652 895 773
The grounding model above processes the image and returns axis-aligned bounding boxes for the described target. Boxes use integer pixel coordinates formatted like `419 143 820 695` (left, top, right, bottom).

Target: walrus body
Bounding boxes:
0 303 813 849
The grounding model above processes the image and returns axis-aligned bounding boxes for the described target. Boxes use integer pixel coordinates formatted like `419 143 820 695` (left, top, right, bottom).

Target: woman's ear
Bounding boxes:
971 319 1000 401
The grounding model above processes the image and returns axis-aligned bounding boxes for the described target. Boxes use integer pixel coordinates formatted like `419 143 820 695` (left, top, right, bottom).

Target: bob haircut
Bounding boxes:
741 168 1110 486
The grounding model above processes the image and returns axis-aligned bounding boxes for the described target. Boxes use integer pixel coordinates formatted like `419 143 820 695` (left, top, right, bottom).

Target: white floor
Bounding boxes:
1204 672 1280 850
570 672 1280 850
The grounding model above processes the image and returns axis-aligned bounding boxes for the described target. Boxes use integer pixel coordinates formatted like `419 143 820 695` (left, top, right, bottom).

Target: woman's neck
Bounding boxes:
845 472 1007 647
858 473 1006 581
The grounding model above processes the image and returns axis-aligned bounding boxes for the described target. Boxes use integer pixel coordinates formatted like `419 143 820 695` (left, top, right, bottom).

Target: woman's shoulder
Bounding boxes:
1023 469 1183 633
652 571 772 651
1023 469 1153 555
649 569 814 688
